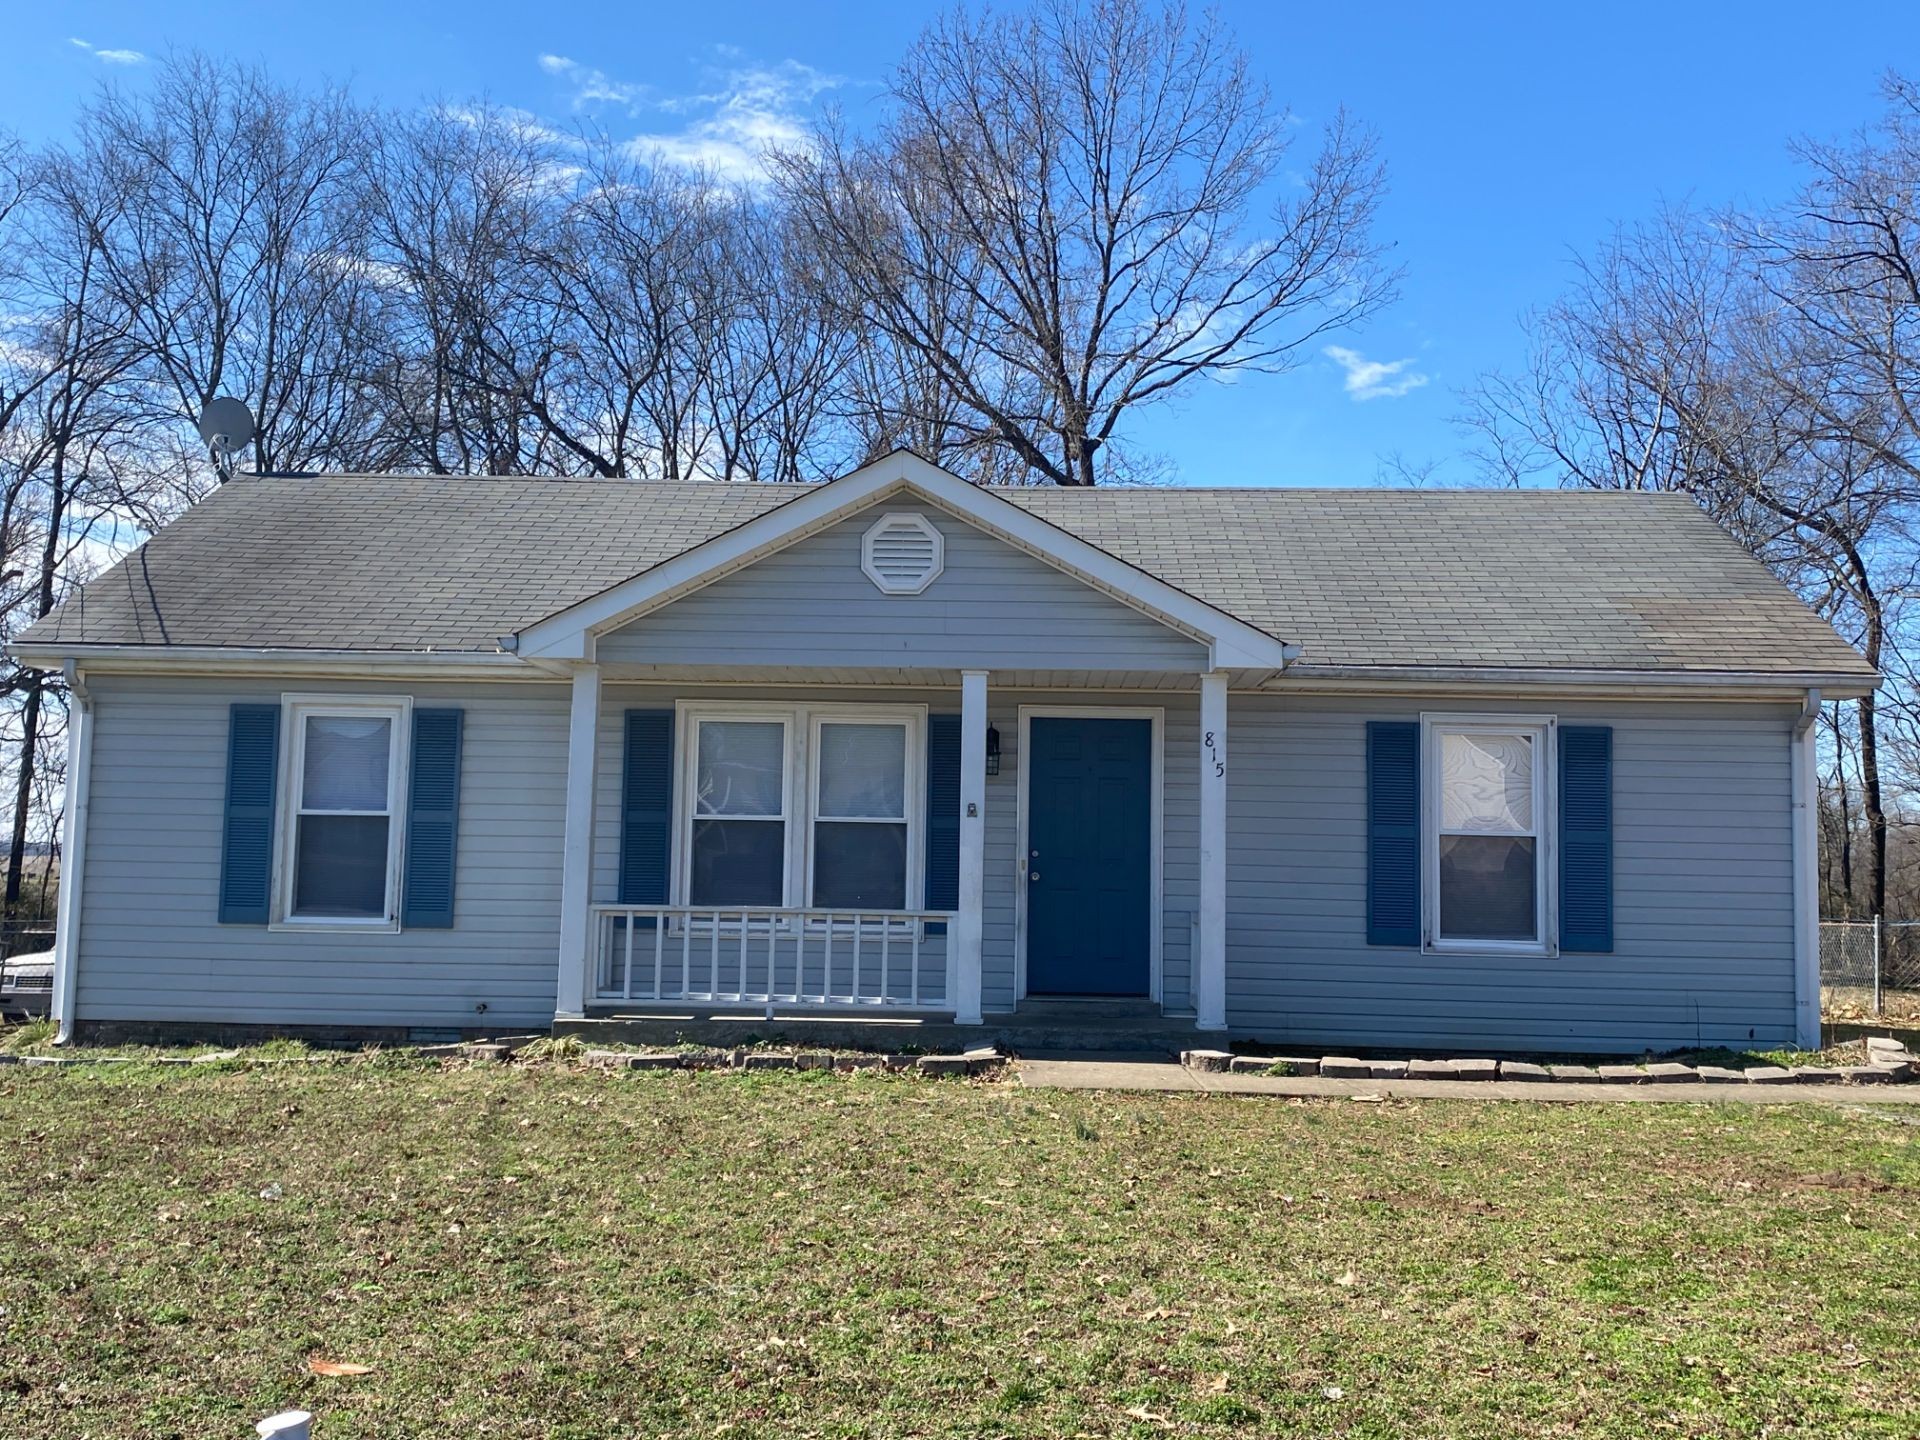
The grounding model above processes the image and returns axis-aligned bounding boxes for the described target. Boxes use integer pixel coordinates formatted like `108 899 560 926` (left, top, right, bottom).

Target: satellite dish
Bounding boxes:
197 397 255 481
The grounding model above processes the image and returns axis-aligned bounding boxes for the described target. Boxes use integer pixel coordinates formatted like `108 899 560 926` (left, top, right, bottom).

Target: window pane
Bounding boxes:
812 822 907 909
302 716 392 811
817 723 906 818
695 722 785 817
293 814 390 917
1439 732 1534 834
690 819 785 905
1439 834 1536 941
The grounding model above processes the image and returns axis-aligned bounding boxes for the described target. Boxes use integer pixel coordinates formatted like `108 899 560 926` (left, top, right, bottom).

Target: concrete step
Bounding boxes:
558 1011 1195 1057
1013 997 1164 1021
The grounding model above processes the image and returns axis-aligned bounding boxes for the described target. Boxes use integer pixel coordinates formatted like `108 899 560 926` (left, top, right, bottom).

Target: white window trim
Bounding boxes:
272 694 412 933
1420 712 1557 957
672 700 928 914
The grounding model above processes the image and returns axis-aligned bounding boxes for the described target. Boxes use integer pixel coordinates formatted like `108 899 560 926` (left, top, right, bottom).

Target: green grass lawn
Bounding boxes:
2 1058 1918 1439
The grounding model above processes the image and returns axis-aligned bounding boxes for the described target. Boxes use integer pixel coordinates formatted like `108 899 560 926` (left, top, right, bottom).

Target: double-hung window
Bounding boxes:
280 698 409 927
678 704 923 912
689 718 790 906
1425 716 1552 951
810 720 910 909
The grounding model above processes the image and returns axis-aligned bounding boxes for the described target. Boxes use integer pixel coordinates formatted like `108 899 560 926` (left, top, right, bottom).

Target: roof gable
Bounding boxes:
596 497 1210 673
512 452 1298 670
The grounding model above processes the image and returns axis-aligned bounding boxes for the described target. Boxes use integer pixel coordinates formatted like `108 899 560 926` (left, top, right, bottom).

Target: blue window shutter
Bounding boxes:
1366 721 1420 946
1559 726 1613 952
620 710 674 904
402 708 463 928
218 704 280 924
924 714 961 912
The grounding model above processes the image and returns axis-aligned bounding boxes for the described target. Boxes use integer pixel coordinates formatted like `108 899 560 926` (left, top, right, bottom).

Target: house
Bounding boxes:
11 452 1876 1054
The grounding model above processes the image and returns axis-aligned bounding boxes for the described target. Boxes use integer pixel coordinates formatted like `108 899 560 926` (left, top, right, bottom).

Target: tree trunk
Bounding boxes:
4 445 66 950
1857 601 1888 971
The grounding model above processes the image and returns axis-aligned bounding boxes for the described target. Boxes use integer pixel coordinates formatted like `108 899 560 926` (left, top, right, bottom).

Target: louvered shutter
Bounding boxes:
1558 726 1613 952
1366 721 1421 946
924 713 961 917
619 710 674 905
401 708 463 928
218 704 280 924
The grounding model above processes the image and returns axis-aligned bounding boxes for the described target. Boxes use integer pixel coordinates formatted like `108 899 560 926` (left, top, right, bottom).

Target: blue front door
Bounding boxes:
1026 717 1152 996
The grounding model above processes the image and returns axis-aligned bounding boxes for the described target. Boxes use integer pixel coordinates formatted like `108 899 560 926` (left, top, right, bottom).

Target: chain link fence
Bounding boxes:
1820 919 1920 1022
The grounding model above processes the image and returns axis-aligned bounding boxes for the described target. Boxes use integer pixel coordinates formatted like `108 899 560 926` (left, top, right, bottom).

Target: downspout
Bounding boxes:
1789 689 1821 1050
50 660 93 1044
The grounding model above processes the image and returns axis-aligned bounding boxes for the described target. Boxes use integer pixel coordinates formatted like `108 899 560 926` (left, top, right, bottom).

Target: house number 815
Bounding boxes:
1205 730 1224 779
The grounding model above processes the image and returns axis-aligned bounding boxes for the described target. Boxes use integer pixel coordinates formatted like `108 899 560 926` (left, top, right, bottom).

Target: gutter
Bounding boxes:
1266 664 1879 700
8 644 534 682
1790 688 1822 1050
50 660 93 1044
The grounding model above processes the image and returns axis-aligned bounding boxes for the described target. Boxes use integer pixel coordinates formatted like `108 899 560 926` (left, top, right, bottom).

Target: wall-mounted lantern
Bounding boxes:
985 723 1001 776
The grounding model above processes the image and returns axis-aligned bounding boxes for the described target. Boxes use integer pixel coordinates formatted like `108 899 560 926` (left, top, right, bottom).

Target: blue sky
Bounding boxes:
4 2 1915 486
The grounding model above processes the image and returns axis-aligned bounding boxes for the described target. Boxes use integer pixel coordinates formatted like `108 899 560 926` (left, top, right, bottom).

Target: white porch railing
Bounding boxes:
590 905 953 1013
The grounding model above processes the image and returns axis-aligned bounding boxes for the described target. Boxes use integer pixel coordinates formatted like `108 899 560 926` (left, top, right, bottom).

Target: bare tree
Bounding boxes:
1467 76 1920 933
775 0 1393 485
77 55 382 476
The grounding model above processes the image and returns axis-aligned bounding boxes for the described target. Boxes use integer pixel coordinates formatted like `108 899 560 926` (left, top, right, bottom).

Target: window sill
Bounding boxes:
270 917 402 936
1422 939 1558 960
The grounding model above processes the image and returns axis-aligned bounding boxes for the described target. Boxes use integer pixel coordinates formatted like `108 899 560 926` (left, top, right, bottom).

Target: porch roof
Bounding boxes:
12 457 1877 685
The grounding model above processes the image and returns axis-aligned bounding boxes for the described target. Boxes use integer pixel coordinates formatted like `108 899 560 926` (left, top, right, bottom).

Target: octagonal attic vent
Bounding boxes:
861 512 944 595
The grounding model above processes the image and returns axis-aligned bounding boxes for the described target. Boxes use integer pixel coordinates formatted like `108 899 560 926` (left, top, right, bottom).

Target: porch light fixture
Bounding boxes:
985 723 1001 775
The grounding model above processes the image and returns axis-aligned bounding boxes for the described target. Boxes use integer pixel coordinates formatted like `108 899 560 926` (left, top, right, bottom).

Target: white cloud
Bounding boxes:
1324 345 1430 402
625 58 842 183
69 37 146 65
538 53 648 110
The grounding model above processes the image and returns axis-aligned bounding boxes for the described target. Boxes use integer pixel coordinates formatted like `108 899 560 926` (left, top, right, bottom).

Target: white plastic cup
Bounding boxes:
256 1411 313 1440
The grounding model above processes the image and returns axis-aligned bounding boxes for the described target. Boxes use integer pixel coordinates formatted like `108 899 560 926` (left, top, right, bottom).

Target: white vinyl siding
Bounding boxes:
70 674 1797 1053
1224 694 1799 1053
75 675 568 1030
595 503 1208 673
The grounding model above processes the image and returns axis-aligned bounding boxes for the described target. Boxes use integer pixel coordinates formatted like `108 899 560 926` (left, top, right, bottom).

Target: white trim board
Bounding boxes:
512 451 1297 671
1013 705 1166 1007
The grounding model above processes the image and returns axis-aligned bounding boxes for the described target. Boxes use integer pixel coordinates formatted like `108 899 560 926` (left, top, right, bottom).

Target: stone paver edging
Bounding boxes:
1021 1057 1920 1105
1180 1039 1919 1088
0 1041 1007 1076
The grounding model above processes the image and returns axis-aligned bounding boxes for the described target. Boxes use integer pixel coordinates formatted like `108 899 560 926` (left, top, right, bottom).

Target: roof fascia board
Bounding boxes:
511 452 1297 670
8 644 536 683
1269 664 1879 701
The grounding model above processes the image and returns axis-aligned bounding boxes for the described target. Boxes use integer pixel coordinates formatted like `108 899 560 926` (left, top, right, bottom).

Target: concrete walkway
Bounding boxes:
1015 1056 1920 1106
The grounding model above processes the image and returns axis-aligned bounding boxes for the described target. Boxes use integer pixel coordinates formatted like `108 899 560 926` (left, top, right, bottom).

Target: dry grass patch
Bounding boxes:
1 1061 1917 1438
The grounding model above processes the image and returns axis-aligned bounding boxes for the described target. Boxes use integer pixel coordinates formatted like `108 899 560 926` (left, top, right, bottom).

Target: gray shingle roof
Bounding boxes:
13 474 1874 678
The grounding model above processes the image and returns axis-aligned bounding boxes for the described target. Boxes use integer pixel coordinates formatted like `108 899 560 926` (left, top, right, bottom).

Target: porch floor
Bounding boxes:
555 998 1199 1056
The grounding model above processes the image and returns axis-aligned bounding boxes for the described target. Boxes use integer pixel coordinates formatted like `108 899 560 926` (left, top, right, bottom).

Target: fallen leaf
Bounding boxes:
308 1359 375 1377
1333 1270 1356 1288
1200 1372 1230 1394
1122 1404 1170 1424
1323 1384 1345 1400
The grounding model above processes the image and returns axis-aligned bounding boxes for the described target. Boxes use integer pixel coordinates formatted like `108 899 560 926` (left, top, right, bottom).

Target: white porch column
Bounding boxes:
954 669 989 1026
1196 670 1229 1031
555 663 602 1019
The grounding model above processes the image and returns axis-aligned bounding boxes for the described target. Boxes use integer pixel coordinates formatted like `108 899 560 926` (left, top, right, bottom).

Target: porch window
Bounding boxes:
1426 717 1552 950
810 720 909 909
281 700 408 925
689 719 789 906
676 704 924 910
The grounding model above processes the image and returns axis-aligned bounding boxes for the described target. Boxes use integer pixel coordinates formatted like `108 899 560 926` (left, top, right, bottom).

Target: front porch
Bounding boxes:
548 668 1238 1037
